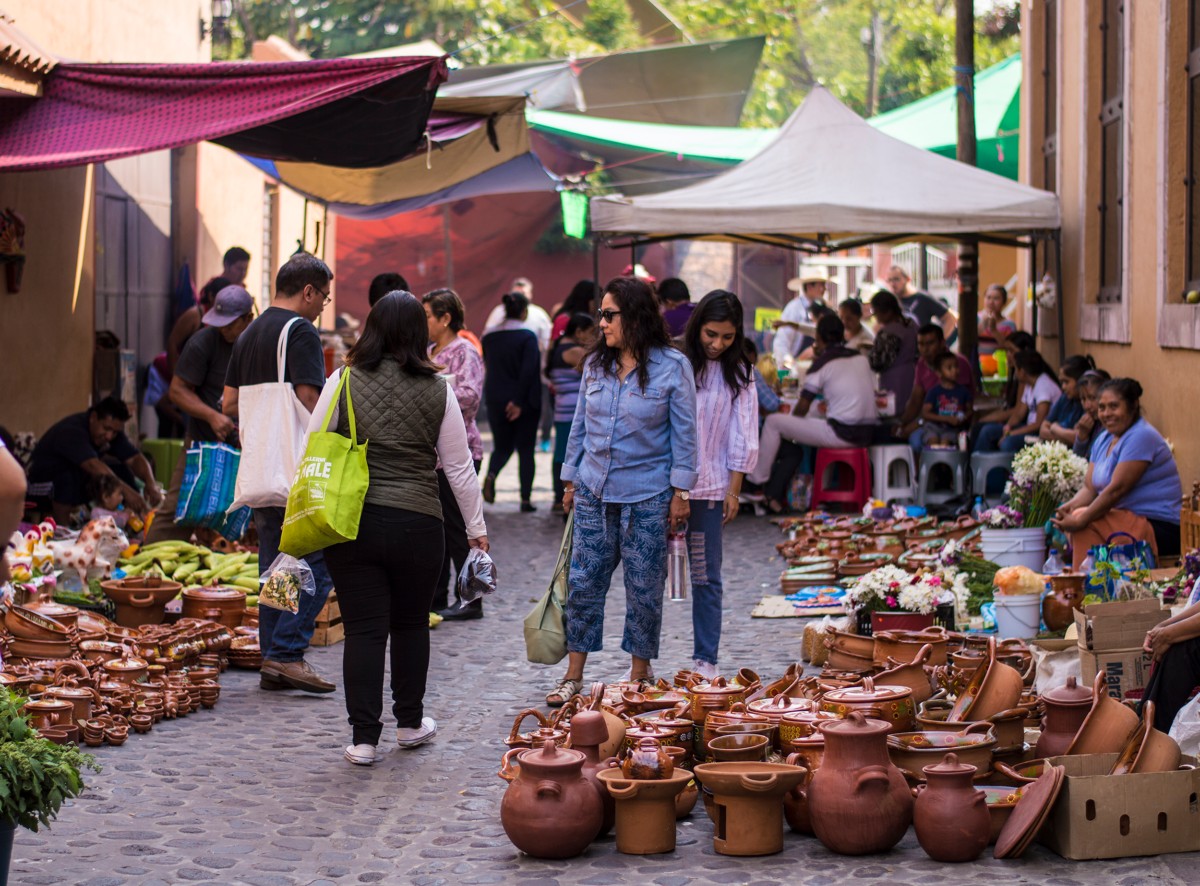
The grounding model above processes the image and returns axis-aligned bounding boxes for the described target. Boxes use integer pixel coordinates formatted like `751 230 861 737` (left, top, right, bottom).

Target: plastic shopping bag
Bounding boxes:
457 548 497 603
279 369 369 558
524 511 572 665
258 552 317 613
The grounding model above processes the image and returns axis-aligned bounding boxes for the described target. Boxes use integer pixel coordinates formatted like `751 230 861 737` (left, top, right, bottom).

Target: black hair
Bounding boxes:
986 283 1008 300
1006 331 1036 352
422 288 465 332
810 302 836 321
1060 354 1097 381
369 272 410 307
658 277 691 306
917 323 945 340
199 276 232 308
275 253 332 297
683 289 752 394
223 246 250 266
742 338 759 362
93 396 130 422
870 290 908 324
556 280 596 318
1078 369 1112 390
590 276 670 390
564 312 595 338
88 472 122 503
345 291 439 376
502 291 529 320
839 298 863 318
1099 377 1144 419
935 351 960 370
815 313 845 345
1013 349 1056 380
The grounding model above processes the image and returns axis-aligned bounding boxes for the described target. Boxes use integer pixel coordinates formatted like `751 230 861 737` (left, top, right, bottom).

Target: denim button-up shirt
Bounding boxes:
562 347 699 503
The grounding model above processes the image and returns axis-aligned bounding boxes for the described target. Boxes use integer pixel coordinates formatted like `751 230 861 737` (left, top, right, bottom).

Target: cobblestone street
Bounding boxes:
10 451 1200 885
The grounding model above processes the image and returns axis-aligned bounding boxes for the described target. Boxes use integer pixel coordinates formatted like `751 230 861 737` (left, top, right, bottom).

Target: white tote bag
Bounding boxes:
230 317 313 510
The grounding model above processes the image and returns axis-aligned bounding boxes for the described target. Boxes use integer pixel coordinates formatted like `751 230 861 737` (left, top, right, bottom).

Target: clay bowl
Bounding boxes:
38 727 71 745
102 657 149 685
873 629 949 667
1110 701 1182 775
708 733 770 763
824 646 876 673
1065 672 1140 756
824 628 874 659
715 721 777 748
4 605 71 642
7 637 75 660
79 640 127 664
887 724 996 780
23 601 80 630
101 577 182 628
979 785 1024 843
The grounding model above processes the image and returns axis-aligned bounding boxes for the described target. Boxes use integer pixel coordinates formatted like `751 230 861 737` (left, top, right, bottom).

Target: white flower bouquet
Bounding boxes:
847 563 967 616
1005 441 1088 528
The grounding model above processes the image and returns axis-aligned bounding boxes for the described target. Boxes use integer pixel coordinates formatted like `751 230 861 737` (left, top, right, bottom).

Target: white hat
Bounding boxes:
787 267 830 291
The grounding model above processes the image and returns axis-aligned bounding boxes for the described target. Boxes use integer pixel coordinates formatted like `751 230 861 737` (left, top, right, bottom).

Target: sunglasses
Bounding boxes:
597 309 621 323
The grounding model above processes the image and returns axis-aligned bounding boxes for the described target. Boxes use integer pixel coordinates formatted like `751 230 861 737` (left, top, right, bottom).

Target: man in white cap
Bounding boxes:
772 267 830 365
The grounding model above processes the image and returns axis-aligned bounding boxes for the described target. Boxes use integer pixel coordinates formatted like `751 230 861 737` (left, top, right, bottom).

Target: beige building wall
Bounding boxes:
1022 0 1200 484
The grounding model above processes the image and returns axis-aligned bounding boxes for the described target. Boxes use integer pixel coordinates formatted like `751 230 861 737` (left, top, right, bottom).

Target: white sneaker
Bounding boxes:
619 667 656 683
692 659 719 681
344 743 377 765
396 717 438 749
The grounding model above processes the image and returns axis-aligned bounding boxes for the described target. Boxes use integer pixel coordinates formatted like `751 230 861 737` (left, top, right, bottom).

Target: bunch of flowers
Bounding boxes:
1005 441 1088 528
979 504 1023 529
846 564 968 615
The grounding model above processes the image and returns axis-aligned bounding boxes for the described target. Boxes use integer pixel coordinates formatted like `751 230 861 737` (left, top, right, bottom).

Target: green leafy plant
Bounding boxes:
0 691 98 831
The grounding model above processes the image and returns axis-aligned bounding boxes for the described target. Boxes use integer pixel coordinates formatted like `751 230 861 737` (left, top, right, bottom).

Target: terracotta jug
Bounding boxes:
621 736 674 780
1042 573 1086 632
805 711 913 855
569 707 617 836
1036 675 1094 758
913 752 990 863
500 740 603 859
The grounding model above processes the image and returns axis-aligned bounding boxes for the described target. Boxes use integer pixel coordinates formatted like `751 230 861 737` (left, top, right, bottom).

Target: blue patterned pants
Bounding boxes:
566 483 672 660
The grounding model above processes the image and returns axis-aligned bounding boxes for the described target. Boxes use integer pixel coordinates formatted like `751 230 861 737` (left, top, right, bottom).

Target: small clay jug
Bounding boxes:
569 707 617 836
1035 675 1093 758
913 752 990 863
805 711 913 855
1042 573 1086 632
500 740 603 859
621 736 674 780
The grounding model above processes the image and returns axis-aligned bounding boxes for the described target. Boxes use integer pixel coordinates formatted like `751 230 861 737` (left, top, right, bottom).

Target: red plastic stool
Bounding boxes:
810 447 872 512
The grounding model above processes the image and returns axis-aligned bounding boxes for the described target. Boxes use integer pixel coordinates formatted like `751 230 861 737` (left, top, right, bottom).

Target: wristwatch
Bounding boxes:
674 489 690 501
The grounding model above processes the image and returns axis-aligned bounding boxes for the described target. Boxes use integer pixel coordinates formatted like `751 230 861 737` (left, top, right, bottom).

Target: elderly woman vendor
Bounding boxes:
1052 378 1181 570
1142 601 1200 732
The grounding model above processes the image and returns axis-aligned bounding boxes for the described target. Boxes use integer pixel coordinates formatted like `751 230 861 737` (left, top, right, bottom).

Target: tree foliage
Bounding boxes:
217 0 1020 127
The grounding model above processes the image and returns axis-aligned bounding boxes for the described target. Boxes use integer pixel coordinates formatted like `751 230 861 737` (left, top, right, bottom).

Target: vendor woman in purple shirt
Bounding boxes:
680 290 759 681
1053 378 1181 570
550 276 698 707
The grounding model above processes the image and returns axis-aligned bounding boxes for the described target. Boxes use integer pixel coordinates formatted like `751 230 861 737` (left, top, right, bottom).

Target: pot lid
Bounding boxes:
994 764 1066 859
921 751 978 776
749 694 810 714
1041 675 1093 706
822 676 912 704
104 657 148 670
518 739 584 771
817 709 891 737
25 697 72 709
25 601 78 616
691 676 744 696
183 586 245 600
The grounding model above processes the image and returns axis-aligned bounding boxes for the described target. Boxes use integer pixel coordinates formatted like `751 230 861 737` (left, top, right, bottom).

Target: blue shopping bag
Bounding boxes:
175 442 252 540
1085 532 1157 600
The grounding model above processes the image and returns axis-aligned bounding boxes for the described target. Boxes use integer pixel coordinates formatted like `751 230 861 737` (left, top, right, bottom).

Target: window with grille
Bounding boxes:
1097 0 1124 304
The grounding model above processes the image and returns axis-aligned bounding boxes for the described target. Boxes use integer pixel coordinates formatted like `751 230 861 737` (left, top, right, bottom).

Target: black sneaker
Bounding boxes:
520 501 537 513
482 475 496 504
438 600 483 621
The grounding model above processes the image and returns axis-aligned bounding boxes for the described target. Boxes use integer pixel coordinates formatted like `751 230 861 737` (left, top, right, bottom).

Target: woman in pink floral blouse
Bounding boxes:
424 289 487 619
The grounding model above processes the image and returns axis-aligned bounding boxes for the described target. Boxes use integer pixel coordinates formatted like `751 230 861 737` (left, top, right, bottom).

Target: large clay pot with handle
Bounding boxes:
819 676 916 734
101 577 181 628
913 752 991 862
1035 675 1093 758
804 711 914 855
500 740 603 859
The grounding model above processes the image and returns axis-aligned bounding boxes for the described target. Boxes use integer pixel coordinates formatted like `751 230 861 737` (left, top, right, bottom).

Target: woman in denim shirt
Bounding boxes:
550 276 698 706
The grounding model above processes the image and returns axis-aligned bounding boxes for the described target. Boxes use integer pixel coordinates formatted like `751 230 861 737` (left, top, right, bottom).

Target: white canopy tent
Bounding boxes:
589 86 1060 251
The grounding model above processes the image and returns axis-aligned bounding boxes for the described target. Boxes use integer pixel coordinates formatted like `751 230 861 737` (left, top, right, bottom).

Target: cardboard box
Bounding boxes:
1079 647 1154 700
1039 753 1200 859
1074 598 1165 651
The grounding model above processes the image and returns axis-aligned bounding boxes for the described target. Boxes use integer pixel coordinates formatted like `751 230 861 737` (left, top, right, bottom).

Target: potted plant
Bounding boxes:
846 564 968 634
980 441 1087 570
0 689 98 883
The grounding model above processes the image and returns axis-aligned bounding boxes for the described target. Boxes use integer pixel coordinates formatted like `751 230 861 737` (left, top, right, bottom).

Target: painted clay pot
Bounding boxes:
500 740 602 859
621 736 674 780
597 768 692 855
686 676 747 727
1035 675 1092 759
23 600 80 630
4 605 71 642
805 711 914 855
569 707 617 836
888 723 996 782
820 676 916 734
913 753 991 862
630 710 695 765
692 762 808 856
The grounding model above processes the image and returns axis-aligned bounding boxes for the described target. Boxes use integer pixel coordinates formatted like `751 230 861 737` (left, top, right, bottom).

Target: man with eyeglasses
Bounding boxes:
886 264 957 341
223 254 337 695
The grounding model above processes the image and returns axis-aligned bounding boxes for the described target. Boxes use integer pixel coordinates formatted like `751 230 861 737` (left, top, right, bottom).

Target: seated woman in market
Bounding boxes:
1052 378 1181 570
1141 596 1200 732
1071 369 1111 459
973 349 1062 454
1038 354 1094 445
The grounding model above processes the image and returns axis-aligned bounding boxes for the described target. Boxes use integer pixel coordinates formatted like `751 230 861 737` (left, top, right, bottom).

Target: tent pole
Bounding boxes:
442 204 455 290
1054 229 1066 365
630 241 636 271
1030 237 1039 339
592 236 600 296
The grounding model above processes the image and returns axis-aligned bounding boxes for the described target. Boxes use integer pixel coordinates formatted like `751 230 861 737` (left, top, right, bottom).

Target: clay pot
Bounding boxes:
621 736 674 780
6 637 75 660
4 605 71 641
505 708 568 750
708 733 769 763
568 705 617 837
1042 573 1086 631
44 683 101 725
1065 672 1140 756
979 785 1023 843
913 752 991 862
875 646 937 704
873 628 949 667
23 697 74 730
181 586 248 629
102 655 149 685
747 686 815 747
79 640 126 664
806 711 914 855
101 577 182 628
686 676 747 727
500 740 602 858
596 767 692 854
1110 701 1183 775
824 645 876 672
700 703 769 763
130 713 153 734
783 752 816 834
777 703 837 747
888 723 996 781
714 721 777 756
824 627 874 659
1035 675 1093 758
692 762 808 856
23 601 79 630
629 711 694 765
820 676 916 734
949 637 1023 722
38 727 70 745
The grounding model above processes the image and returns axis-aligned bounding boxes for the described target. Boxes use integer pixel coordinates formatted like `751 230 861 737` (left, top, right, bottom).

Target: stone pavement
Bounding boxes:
11 450 1200 884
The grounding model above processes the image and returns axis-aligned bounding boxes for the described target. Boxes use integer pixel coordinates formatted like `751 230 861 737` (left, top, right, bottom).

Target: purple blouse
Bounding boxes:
432 336 484 461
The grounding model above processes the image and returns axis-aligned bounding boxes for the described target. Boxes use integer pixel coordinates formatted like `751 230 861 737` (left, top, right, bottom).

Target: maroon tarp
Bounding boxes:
0 56 448 171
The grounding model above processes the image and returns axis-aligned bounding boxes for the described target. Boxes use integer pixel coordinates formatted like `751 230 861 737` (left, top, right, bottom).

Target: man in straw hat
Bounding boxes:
772 267 831 364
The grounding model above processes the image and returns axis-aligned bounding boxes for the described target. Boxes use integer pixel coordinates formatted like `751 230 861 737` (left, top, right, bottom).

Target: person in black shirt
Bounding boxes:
886 264 957 341
27 397 161 524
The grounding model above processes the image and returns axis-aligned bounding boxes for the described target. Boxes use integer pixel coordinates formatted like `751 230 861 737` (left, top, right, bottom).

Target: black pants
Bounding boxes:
1142 638 1200 733
431 461 480 611
486 401 539 501
323 504 444 745
765 440 808 505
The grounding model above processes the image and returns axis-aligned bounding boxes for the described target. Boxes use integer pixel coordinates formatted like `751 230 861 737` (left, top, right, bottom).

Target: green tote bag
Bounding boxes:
279 369 369 558
524 510 573 665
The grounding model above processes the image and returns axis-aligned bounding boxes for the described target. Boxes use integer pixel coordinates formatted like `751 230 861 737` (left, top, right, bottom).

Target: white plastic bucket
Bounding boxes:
992 592 1042 639
980 528 1047 570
